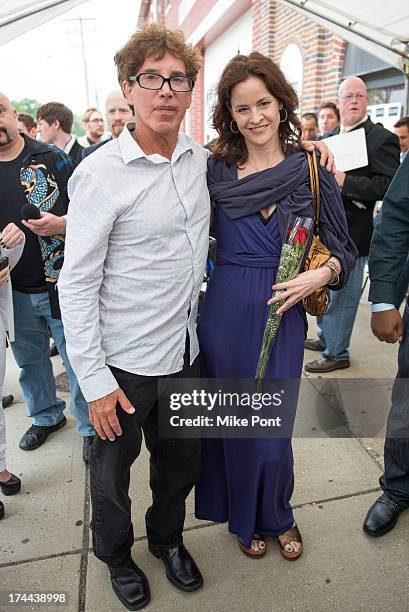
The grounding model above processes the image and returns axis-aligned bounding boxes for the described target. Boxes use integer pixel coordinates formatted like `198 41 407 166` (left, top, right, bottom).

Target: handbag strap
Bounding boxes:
306 150 321 233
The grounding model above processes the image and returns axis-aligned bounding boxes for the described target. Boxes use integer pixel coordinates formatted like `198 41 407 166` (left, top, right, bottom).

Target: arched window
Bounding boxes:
280 43 303 100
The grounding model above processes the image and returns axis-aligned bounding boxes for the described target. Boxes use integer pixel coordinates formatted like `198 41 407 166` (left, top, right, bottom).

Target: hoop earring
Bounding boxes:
279 108 288 123
230 120 240 134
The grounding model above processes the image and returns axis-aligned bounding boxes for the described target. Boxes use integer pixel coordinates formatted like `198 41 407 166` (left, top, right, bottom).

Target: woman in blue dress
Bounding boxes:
195 52 357 558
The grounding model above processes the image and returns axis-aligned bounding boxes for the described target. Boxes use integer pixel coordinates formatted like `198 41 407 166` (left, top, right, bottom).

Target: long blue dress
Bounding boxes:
195 201 306 548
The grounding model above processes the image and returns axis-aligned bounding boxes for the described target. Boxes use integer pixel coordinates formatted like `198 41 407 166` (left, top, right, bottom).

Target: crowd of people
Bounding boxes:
0 86 133 518
1 22 408 611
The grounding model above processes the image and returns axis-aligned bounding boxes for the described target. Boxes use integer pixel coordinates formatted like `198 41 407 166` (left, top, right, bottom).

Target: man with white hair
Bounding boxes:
305 76 400 372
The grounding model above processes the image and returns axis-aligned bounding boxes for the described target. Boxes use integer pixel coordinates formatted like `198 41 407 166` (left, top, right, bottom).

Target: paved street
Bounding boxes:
1 287 407 612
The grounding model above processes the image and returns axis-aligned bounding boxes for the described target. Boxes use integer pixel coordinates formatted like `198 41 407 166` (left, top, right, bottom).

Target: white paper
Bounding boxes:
324 128 368 172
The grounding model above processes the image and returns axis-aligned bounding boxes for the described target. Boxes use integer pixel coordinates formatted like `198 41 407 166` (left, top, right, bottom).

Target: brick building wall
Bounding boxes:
189 45 205 142
252 1 345 112
252 0 275 57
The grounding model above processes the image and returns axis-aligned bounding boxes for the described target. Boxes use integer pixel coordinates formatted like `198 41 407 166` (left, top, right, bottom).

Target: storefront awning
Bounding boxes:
277 0 409 73
0 0 88 45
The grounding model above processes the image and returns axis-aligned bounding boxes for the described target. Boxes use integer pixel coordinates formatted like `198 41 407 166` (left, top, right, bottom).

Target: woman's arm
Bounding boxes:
267 162 357 315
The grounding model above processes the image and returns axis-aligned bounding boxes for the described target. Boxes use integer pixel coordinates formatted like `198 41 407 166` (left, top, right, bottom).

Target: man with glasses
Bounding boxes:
305 76 400 373
58 24 208 610
78 107 105 148
59 24 335 610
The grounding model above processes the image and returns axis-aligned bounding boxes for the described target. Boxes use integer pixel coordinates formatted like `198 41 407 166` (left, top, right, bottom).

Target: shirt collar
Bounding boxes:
63 135 76 155
340 114 368 133
118 122 193 165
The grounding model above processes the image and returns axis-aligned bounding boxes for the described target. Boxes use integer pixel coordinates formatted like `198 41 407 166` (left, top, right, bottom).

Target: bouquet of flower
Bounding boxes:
255 215 314 392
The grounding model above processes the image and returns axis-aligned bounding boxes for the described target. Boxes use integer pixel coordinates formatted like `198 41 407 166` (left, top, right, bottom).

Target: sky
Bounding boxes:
0 0 142 114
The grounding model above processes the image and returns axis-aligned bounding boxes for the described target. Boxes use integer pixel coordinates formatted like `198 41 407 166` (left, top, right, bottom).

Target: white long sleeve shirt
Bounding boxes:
58 124 210 402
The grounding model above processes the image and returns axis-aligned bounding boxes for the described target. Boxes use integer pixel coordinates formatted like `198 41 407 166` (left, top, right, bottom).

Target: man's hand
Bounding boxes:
88 387 135 441
1 223 25 248
301 139 336 174
335 170 346 188
0 265 10 287
371 309 403 343
22 212 66 236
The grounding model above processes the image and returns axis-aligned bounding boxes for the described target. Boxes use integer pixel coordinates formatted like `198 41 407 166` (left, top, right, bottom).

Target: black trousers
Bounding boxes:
90 348 200 567
379 303 409 508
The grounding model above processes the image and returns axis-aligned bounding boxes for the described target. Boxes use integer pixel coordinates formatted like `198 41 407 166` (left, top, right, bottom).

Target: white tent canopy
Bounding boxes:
277 0 409 73
0 0 87 45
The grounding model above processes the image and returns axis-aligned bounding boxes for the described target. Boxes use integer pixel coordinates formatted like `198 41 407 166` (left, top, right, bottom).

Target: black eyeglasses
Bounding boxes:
129 72 195 92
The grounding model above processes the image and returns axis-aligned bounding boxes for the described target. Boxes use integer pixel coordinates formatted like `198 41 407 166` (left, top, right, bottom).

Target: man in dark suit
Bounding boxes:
36 102 84 165
363 152 409 536
305 76 400 372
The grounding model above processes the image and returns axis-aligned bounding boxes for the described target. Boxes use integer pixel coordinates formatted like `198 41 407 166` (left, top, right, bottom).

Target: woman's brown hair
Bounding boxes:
212 52 302 165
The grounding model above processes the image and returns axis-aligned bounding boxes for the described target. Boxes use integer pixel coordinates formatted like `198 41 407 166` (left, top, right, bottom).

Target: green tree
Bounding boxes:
12 98 85 137
11 98 41 115
72 115 85 137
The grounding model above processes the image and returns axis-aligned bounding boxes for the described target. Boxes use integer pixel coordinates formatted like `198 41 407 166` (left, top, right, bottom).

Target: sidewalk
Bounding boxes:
1 289 407 612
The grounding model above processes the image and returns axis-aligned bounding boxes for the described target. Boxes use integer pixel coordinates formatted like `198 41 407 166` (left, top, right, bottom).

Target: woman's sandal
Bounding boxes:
277 523 303 561
238 534 267 558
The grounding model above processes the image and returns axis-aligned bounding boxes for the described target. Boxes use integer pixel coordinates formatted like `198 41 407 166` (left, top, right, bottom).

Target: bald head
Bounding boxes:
0 92 20 150
105 90 133 137
338 76 367 98
0 93 11 107
338 77 368 127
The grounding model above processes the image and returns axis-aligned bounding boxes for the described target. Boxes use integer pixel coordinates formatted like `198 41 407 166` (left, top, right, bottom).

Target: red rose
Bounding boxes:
292 226 308 247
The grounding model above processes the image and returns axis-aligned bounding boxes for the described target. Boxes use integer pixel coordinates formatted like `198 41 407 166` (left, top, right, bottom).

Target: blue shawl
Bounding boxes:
207 150 358 289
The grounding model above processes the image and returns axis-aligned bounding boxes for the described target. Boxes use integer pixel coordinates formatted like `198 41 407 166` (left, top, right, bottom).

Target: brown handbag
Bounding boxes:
302 151 332 316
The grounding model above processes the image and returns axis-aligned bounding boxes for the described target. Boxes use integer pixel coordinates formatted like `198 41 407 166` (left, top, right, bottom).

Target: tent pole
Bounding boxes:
404 50 409 115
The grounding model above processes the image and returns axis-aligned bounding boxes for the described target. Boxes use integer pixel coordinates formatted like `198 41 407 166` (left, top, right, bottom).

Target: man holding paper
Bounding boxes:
305 76 400 372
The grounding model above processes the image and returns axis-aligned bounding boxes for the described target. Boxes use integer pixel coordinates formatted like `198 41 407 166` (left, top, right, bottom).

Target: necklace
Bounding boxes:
246 160 265 172
246 155 284 173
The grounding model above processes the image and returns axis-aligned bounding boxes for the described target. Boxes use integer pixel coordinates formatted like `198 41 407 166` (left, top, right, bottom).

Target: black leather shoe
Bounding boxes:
2 394 14 409
363 493 405 537
19 416 67 451
148 543 203 592
82 436 95 464
0 500 4 520
109 558 150 611
0 473 21 496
